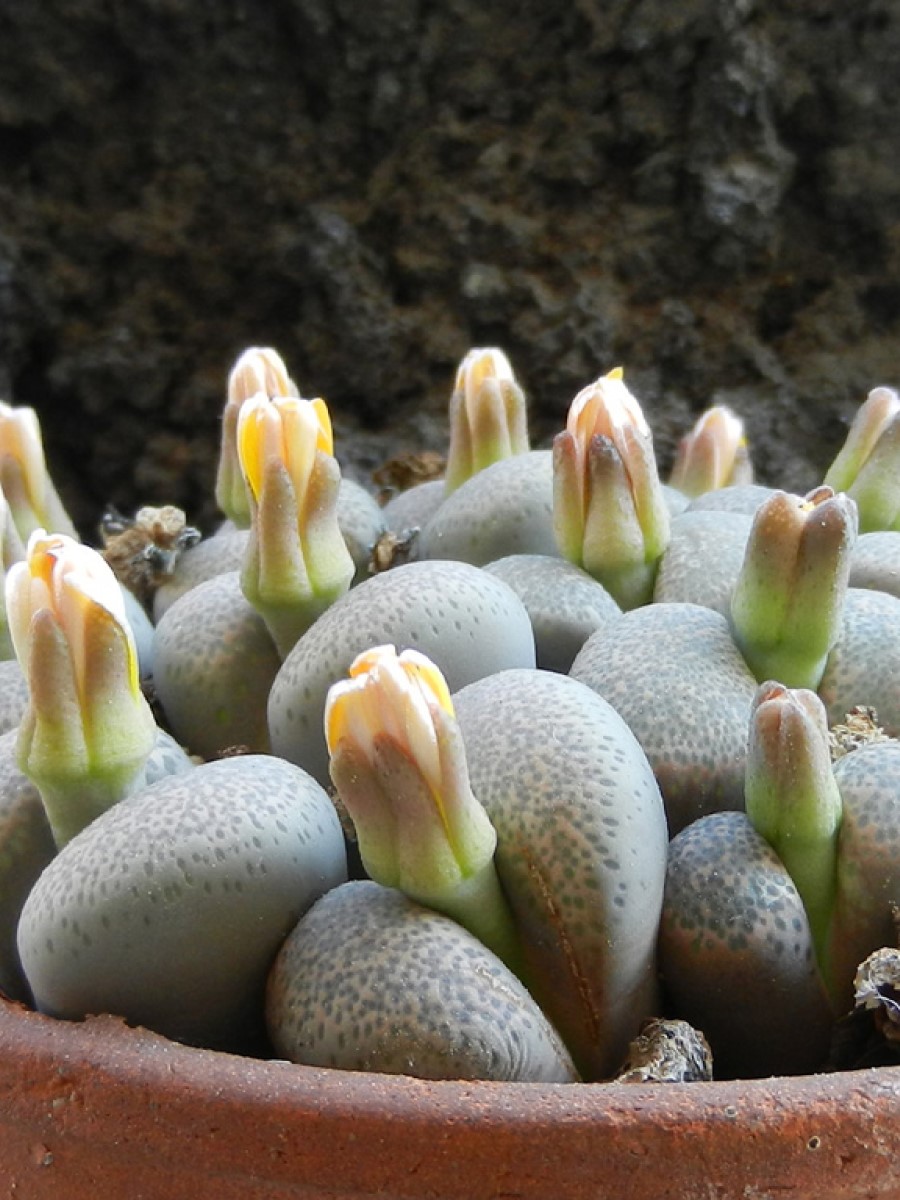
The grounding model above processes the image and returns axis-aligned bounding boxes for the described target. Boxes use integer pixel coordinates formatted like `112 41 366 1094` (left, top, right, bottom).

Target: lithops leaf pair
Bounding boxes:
826 739 900 1007
484 554 622 673
268 558 536 787
266 880 577 1082
659 684 839 1077
319 648 667 1080
0 724 192 1004
453 668 669 1080
660 682 900 1076
819 587 900 737
570 602 758 833
17 754 347 1051
659 808 834 1078
652 509 753 616
419 449 557 566
152 571 281 758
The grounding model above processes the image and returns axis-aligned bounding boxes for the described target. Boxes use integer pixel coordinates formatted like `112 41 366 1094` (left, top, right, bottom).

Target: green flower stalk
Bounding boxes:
325 644 525 975
745 681 842 995
823 386 900 533
237 391 354 658
215 346 299 527
669 405 753 497
444 347 529 494
0 401 78 541
5 530 157 847
552 367 670 609
729 486 857 690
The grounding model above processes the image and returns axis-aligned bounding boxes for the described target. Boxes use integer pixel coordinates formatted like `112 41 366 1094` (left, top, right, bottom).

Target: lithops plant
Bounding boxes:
658 684 839 1078
818 587 900 738
652 508 753 616
553 368 670 610
443 347 530 495
266 880 578 1082
151 570 281 758
419 449 557 565
848 531 900 600
826 739 900 1007
570 602 758 833
687 483 778 516
660 681 900 1076
17 754 347 1051
152 524 250 621
0 728 55 1002
380 477 445 539
660 811 834 1078
452 667 669 1081
268 558 535 787
483 554 622 673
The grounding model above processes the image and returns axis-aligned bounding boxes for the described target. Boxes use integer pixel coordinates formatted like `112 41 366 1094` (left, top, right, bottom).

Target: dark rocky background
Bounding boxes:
0 0 897 535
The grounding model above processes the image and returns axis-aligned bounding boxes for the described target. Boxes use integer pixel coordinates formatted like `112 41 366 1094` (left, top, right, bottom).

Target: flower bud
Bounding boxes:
236 393 353 657
0 402 77 540
215 346 299 526
5 531 156 846
669 405 753 497
745 681 842 988
552 368 670 609
824 387 900 533
325 645 523 972
444 347 530 494
730 487 857 690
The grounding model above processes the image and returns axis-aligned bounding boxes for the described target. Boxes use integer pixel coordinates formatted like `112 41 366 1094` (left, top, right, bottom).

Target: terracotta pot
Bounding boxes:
1 995 898 1200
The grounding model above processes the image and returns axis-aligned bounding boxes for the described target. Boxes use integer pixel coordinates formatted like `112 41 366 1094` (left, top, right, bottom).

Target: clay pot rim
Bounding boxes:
3 994 900 1199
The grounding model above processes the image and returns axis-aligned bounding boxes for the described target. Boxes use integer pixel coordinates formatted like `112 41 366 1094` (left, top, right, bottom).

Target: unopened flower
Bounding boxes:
237 392 353 657
553 367 670 609
669 405 753 497
0 402 77 540
5 530 156 846
730 486 857 690
824 387 900 532
745 681 842 985
215 346 299 526
324 645 523 972
444 347 529 493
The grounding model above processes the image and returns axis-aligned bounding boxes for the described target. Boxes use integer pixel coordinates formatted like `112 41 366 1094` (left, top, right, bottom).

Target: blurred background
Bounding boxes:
0 0 897 535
